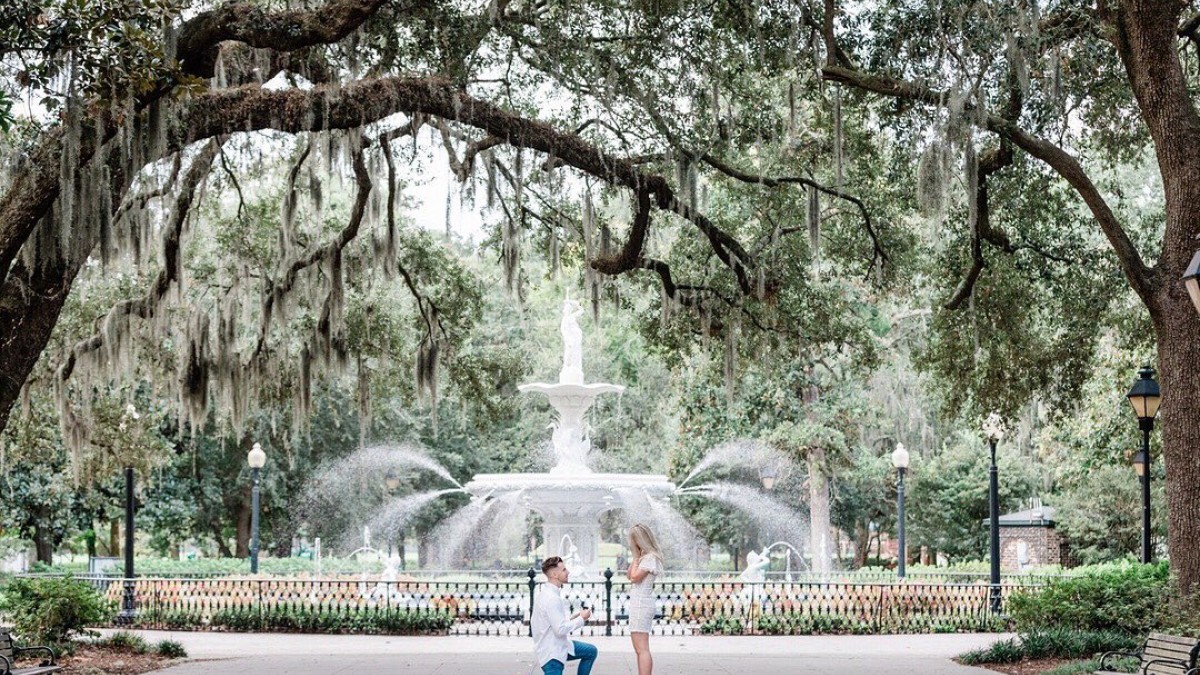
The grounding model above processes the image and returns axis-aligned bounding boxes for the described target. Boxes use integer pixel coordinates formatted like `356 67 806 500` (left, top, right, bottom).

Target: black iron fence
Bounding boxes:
48 571 1043 636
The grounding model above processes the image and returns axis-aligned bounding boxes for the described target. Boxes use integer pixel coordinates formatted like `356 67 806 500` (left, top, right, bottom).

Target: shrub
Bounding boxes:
155 640 188 658
1007 562 1169 634
208 606 452 635
959 629 1140 665
959 636 1025 665
101 631 149 654
0 576 110 646
1017 627 1139 659
1159 593 1200 637
698 616 743 635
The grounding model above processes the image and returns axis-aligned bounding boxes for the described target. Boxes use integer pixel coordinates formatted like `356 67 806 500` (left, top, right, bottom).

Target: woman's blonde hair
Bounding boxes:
628 523 664 564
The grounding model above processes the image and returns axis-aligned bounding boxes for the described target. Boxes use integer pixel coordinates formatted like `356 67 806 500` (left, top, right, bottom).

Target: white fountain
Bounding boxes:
464 298 676 570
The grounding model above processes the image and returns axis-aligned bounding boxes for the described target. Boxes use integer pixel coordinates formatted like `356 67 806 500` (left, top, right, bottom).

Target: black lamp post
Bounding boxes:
983 413 1006 614
1184 248 1200 317
891 443 910 579
247 442 266 574
117 466 136 624
1131 449 1152 564
1126 366 1161 564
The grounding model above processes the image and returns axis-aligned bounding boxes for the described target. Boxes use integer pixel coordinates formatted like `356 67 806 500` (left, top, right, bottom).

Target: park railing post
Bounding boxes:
527 568 537 637
604 568 613 637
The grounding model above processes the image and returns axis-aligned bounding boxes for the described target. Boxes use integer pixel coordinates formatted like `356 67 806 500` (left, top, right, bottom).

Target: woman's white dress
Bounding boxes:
627 554 660 634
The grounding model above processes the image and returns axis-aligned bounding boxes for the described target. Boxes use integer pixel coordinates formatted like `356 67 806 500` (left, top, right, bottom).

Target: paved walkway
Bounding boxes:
102 630 1004 674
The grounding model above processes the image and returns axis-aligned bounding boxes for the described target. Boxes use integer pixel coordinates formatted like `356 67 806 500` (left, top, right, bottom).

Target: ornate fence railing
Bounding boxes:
50 571 1043 636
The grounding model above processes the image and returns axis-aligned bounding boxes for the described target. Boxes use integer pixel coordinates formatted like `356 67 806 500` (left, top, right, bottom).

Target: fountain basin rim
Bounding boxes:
464 472 675 493
517 382 626 396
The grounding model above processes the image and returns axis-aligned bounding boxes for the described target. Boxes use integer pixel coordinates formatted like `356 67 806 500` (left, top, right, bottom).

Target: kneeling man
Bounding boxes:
531 556 597 675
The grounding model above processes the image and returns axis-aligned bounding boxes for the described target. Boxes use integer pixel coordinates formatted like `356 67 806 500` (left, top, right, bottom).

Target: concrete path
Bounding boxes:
102 630 1005 674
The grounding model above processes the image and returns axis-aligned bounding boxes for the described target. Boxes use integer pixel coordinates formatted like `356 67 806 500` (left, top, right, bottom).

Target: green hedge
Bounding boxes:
698 612 1008 636
0 576 111 648
1007 562 1170 634
129 605 451 634
31 557 405 577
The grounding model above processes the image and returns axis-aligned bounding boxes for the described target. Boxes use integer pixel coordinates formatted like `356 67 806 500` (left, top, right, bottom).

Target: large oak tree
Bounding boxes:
0 0 1198 592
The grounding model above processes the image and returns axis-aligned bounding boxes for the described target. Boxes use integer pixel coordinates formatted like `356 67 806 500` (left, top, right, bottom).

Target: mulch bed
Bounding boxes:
968 658 1083 674
13 644 183 675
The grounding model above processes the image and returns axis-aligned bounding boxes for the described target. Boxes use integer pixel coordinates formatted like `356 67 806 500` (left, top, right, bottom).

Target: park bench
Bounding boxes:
0 630 60 675
1096 632 1200 675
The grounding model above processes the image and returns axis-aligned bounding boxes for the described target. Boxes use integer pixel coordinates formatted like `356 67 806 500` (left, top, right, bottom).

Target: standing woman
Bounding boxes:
626 523 663 675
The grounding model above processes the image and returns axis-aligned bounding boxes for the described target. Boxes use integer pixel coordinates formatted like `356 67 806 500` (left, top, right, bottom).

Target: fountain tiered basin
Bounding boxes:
461 302 678 572
301 299 810 576
465 472 676 572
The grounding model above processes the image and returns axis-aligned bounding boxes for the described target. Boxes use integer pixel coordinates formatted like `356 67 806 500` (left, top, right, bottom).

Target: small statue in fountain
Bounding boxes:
559 298 585 385
739 546 772 583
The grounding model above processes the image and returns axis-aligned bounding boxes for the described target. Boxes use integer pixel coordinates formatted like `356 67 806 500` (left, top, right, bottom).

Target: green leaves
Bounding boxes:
1006 562 1171 635
0 91 13 133
0 576 111 646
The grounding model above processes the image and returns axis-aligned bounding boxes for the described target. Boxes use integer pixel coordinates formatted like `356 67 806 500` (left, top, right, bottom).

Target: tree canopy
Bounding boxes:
1 0 1198 591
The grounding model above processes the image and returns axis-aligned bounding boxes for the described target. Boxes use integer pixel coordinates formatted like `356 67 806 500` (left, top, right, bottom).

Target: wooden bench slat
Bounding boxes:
1147 643 1198 655
1145 659 1193 672
11 666 64 675
1146 646 1195 658
1150 634 1200 647
1142 662 1190 672
1142 648 1190 658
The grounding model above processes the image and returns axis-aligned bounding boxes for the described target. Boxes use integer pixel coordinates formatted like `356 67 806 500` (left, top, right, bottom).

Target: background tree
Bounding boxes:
820 0 1200 591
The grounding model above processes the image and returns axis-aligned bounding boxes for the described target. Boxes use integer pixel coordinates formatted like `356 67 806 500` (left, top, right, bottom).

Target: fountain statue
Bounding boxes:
464 298 676 567
560 298 585 385
738 541 808 583
739 547 772 583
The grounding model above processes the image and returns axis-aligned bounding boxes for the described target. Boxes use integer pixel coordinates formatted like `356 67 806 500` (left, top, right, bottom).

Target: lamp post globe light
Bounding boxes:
982 412 1006 614
1126 366 1161 564
247 442 266 574
1184 247 1200 317
891 443 910 579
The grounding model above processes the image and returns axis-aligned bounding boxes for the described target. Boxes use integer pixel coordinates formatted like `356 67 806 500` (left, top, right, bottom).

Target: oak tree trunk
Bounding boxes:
234 491 252 558
33 525 53 566
853 521 870 569
1113 0 1200 595
808 446 832 574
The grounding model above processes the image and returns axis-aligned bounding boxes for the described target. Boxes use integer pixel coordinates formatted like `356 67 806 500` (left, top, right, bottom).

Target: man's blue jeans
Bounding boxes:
542 641 597 675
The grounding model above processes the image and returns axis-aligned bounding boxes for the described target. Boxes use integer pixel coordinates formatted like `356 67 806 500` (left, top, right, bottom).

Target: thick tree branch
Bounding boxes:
176 0 392 78
0 0 403 289
252 144 371 361
112 152 183 227
433 120 505 181
591 187 652 276
177 76 756 294
698 152 887 268
57 142 222 383
822 63 1157 306
1110 2 1200 288
1179 12 1200 43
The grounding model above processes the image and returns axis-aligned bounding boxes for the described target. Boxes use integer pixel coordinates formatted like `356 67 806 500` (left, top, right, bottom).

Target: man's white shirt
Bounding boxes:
531 583 584 667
